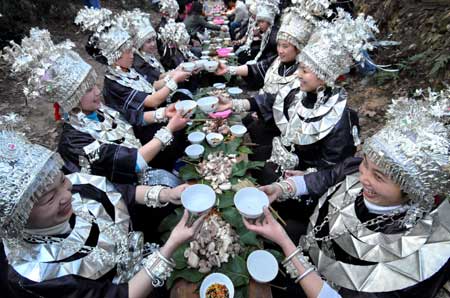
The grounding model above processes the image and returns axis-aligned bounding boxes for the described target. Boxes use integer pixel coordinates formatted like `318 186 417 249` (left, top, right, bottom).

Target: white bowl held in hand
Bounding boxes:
185 144 205 159
188 131 206 144
181 62 196 72
234 187 269 219
175 100 197 118
204 60 219 72
197 96 219 113
181 184 216 215
230 124 247 137
247 250 279 283
195 59 208 70
200 273 235 298
206 132 224 147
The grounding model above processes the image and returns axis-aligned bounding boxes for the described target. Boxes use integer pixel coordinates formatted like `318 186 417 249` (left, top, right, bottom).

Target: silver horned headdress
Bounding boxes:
75 7 132 65
158 19 190 51
159 0 179 19
2 28 97 112
0 129 64 239
255 0 280 24
363 88 450 226
117 9 157 51
297 9 378 86
277 0 334 51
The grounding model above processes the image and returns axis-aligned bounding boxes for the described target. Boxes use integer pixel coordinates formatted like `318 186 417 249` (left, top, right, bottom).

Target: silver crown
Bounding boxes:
297 9 378 85
277 0 332 51
158 19 190 50
75 7 132 65
2 28 97 112
246 0 257 15
117 9 156 50
363 88 450 217
159 0 179 19
255 0 280 24
0 129 64 239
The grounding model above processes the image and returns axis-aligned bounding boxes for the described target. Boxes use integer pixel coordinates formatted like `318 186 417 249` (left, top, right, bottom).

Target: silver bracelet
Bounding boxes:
142 249 176 287
154 126 173 149
295 267 315 283
144 185 169 208
154 107 168 123
275 180 296 201
165 77 178 92
231 99 248 113
228 66 238 76
282 247 315 281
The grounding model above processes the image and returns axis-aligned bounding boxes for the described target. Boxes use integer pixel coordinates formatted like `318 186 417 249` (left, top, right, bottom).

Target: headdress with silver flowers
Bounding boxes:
297 9 378 86
277 0 334 51
255 0 280 24
159 0 179 19
117 9 157 51
363 88 450 227
158 19 191 54
75 7 132 65
0 128 64 239
2 28 97 112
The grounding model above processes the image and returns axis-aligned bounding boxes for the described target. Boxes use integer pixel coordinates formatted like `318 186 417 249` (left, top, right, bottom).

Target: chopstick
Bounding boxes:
269 206 287 227
268 283 287 291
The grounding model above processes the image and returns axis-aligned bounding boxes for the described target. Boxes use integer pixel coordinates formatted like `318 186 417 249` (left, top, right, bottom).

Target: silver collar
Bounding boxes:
262 57 298 95
304 173 450 292
106 66 155 94
136 51 166 74
3 173 144 283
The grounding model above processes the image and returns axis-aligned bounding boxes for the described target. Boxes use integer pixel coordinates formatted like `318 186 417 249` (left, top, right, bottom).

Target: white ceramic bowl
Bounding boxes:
234 187 269 219
200 273 235 298
195 59 208 70
185 144 205 159
181 184 216 215
202 50 210 56
197 96 219 113
227 87 243 97
188 131 206 144
206 132 224 147
213 82 226 89
175 100 197 118
204 60 219 72
247 250 279 283
230 124 247 137
201 55 210 60
182 62 196 72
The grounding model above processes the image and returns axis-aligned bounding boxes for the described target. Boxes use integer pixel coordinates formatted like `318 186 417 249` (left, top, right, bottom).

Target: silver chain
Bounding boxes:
305 197 407 244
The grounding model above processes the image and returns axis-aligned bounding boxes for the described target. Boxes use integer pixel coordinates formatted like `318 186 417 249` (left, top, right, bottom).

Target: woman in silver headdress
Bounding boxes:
0 130 205 298
247 90 450 298
235 0 281 64
75 8 192 170
2 28 188 185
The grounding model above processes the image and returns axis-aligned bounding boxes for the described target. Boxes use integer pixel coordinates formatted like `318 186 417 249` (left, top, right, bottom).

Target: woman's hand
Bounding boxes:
284 170 305 179
167 112 189 133
164 104 177 118
259 183 282 204
159 184 189 205
243 207 291 248
215 61 229 76
163 210 206 256
171 69 192 83
216 95 233 111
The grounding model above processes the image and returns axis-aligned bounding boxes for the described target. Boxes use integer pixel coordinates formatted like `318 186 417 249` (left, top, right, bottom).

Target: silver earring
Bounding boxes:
314 86 326 109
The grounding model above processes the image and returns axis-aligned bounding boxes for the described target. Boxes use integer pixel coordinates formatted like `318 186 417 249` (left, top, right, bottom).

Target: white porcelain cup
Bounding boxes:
185 144 205 159
175 100 197 118
230 124 247 137
188 131 206 144
204 60 219 72
206 132 224 147
195 59 208 70
247 250 279 283
234 187 269 219
197 96 219 113
181 184 216 215
213 83 226 89
227 87 243 98
181 62 196 72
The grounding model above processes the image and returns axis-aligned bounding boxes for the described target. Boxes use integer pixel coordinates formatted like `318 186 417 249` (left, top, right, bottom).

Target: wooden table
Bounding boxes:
170 279 273 298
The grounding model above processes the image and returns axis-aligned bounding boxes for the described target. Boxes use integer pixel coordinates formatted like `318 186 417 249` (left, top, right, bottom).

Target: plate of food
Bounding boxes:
200 273 234 298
